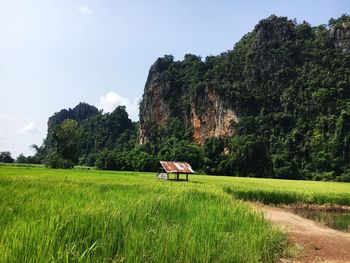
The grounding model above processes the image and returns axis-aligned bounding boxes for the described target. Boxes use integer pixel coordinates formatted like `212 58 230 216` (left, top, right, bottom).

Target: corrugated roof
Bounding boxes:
160 161 195 174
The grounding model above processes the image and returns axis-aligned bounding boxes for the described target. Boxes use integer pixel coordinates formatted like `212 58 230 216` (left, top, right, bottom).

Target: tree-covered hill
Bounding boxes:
31 15 350 181
138 14 350 181
39 105 137 169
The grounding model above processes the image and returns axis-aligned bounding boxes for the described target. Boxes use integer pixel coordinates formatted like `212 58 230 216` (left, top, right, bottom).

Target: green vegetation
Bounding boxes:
2 167 350 262
41 104 137 169
0 162 44 168
292 208 350 232
19 15 350 182
329 14 350 29
1 166 350 262
138 15 350 181
0 166 286 263
214 177 350 206
0 152 14 163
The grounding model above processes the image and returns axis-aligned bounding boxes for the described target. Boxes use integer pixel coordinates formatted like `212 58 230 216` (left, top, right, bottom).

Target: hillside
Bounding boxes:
138 14 350 179
33 15 350 181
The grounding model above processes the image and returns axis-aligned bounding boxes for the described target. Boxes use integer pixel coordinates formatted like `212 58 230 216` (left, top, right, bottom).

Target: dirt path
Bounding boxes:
260 206 350 263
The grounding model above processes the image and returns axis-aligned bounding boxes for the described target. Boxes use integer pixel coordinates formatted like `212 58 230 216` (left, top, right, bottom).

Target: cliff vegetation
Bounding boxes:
27 15 350 181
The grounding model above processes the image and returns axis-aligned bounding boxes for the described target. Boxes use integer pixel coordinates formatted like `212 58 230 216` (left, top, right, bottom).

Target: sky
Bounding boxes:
0 0 349 158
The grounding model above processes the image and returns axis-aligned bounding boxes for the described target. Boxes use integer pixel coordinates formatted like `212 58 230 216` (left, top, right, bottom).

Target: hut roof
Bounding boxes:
160 161 195 174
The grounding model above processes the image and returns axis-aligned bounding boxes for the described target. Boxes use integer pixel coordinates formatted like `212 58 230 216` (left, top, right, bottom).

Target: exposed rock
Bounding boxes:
47 102 99 134
190 89 238 144
139 58 173 144
330 23 350 53
139 58 238 145
250 15 296 82
138 14 350 147
139 16 297 146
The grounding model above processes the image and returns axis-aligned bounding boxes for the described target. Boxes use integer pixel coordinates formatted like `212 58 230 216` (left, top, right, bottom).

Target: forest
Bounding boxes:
9 14 350 182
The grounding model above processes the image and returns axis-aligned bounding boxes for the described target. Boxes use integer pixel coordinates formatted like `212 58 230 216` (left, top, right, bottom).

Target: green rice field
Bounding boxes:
1 166 350 262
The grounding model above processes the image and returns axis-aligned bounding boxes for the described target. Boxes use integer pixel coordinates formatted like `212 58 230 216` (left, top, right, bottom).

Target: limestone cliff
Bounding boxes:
139 57 238 145
330 22 350 53
138 59 173 144
139 15 350 146
190 89 238 145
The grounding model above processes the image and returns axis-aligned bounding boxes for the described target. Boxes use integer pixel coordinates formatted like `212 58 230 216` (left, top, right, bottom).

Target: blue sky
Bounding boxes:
0 0 349 157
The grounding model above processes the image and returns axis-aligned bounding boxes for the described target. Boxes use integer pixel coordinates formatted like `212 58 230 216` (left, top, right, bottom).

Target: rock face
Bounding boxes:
190 89 238 145
139 15 350 146
330 23 350 53
139 16 293 145
251 15 296 78
138 16 296 145
139 58 238 145
42 102 101 158
47 102 99 134
139 59 172 144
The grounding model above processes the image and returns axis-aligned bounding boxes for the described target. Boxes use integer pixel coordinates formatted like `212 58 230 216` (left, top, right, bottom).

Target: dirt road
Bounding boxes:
260 206 350 263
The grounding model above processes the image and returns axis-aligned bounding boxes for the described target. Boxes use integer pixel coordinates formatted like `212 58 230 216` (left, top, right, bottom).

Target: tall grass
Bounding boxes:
189 175 350 206
0 163 44 168
223 187 350 205
0 167 285 263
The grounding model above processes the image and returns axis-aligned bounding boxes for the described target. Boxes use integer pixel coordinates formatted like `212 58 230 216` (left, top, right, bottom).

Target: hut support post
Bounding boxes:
186 173 188 181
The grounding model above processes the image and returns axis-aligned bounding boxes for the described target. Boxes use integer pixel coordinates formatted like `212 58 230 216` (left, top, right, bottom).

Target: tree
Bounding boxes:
45 152 75 169
224 135 273 178
158 139 205 170
53 119 83 162
35 15 350 180
45 119 83 168
0 152 14 163
16 154 27 163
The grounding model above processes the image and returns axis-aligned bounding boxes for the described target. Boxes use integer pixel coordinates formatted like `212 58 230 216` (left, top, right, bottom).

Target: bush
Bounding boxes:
45 152 75 169
312 174 323 181
79 153 98 167
128 148 157 171
312 171 336 181
95 150 129 170
227 135 273 178
0 152 14 163
272 154 302 180
335 172 350 182
95 149 157 172
16 154 27 164
158 139 204 170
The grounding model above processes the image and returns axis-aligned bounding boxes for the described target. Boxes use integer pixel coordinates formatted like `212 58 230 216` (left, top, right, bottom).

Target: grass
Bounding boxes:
0 163 95 170
292 208 350 232
0 162 44 168
0 167 285 263
1 167 350 262
195 176 350 206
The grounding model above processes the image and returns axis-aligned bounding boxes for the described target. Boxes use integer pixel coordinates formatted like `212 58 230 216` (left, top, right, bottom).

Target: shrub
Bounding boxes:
45 152 75 169
79 153 98 167
0 152 14 163
335 172 350 182
312 171 336 181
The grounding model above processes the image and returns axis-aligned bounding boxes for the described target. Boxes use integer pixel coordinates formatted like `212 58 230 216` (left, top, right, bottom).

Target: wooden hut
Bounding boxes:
157 161 195 181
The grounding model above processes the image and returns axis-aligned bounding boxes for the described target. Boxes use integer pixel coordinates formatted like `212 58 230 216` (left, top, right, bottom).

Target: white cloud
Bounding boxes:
0 131 4 139
77 5 93 14
99 91 139 120
18 122 39 135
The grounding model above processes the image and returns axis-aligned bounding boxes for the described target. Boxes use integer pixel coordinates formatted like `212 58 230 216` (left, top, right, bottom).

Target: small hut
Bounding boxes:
157 161 195 181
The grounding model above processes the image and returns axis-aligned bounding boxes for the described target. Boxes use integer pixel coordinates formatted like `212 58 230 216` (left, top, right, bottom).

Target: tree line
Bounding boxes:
7 14 350 182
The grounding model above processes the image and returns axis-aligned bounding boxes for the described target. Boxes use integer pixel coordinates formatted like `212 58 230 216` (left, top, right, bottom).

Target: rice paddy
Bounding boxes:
1 166 349 262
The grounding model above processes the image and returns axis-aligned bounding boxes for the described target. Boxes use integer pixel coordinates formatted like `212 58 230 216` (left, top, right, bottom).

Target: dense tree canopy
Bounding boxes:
30 15 350 181
0 152 14 163
137 14 350 181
